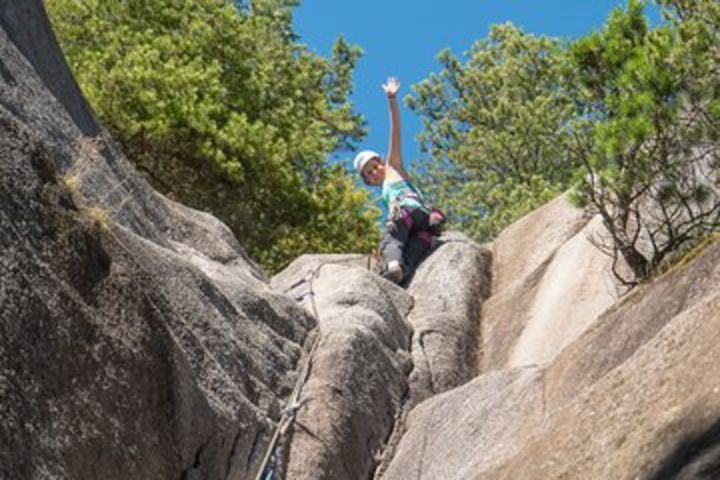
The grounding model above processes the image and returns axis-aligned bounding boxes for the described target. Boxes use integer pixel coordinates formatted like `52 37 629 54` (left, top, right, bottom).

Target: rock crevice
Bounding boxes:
270 236 492 480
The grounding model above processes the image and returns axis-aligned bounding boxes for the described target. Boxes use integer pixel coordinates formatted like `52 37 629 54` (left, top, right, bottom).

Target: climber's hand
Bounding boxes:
382 77 400 98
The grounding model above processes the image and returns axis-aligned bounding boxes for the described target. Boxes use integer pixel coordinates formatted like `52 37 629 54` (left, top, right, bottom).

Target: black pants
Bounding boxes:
379 207 434 281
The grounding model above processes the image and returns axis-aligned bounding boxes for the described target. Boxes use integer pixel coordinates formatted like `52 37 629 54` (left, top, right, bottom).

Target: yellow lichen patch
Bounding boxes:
62 174 81 193
83 206 110 231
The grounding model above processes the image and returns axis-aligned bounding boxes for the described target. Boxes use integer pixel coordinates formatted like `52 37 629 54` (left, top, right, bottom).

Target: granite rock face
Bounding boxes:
381 367 545 480
0 3 314 479
380 207 720 479
270 241 491 479
4 3 720 480
405 233 491 406
0 0 98 136
481 194 625 371
278 262 413 480
489 282 720 480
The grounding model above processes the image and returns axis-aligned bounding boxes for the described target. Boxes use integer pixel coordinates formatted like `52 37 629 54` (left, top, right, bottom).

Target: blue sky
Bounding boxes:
294 0 661 171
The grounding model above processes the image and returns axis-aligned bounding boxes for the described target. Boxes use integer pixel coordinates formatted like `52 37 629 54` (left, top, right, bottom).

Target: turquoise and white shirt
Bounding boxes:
381 177 430 214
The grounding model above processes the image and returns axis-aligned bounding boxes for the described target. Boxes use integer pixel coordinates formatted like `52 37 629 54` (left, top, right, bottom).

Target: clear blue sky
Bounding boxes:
294 0 661 171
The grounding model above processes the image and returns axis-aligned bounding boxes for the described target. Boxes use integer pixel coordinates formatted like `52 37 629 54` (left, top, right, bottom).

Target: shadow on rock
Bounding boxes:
648 418 720 480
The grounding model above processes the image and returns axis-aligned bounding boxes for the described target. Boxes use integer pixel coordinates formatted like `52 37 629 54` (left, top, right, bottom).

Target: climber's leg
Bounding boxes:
402 210 434 280
379 208 414 282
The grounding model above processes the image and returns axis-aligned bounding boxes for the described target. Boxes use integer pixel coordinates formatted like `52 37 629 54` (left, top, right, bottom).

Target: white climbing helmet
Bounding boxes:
353 149 381 176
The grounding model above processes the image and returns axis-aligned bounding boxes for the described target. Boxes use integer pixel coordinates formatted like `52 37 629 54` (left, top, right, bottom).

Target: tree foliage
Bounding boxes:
409 2 720 284
568 0 720 283
406 23 577 241
47 0 380 272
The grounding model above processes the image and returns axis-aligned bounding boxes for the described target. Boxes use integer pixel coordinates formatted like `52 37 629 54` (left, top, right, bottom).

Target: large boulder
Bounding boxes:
487 285 720 479
270 237 492 480
405 233 491 406
380 367 544 480
544 241 720 410
1 116 239 480
489 192 588 295
274 259 413 480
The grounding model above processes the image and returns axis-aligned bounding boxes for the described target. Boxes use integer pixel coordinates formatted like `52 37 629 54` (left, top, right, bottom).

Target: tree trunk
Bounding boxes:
619 244 649 281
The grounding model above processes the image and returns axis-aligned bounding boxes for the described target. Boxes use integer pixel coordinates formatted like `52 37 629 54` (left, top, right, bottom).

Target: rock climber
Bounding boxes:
353 76 445 284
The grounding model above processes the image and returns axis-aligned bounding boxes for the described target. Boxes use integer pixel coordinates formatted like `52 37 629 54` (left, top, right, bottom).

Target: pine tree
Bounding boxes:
47 0 380 272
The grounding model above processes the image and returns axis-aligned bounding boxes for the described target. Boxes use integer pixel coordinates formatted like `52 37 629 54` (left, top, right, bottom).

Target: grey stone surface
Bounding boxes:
272 237 492 480
0 117 229 480
406 234 491 406
480 194 622 372
380 235 720 480
0 0 99 135
506 215 624 368
272 254 412 318
0 7 314 480
544 241 720 411
489 192 588 296
381 367 545 480
486 288 720 480
276 263 414 480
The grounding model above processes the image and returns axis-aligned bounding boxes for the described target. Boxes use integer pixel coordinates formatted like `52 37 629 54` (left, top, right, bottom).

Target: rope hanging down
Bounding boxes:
252 332 320 480
253 261 325 480
254 256 374 479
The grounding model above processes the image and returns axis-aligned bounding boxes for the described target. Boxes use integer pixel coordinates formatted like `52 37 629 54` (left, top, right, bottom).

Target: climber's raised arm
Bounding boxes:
382 77 405 177
352 76 446 286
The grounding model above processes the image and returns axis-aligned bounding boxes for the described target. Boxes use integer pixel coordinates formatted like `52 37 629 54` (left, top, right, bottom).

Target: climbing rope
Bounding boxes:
253 259 331 480
96 222 322 480
255 255 375 479
252 329 320 480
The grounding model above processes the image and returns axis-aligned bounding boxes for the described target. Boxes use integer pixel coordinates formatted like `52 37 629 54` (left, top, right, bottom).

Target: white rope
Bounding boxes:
252 263 327 480
254 255 374 479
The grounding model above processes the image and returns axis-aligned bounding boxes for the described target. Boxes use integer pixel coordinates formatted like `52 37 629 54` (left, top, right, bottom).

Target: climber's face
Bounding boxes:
362 157 385 185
